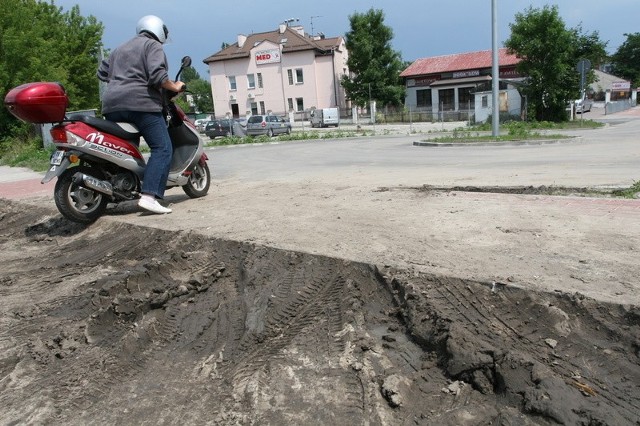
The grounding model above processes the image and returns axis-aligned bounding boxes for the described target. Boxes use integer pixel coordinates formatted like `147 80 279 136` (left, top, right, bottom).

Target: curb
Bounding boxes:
413 137 581 147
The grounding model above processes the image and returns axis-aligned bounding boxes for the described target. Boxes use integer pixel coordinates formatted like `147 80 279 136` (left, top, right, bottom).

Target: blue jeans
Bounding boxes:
104 111 172 199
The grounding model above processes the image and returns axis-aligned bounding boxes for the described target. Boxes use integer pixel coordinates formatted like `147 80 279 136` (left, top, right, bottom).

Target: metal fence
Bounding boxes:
289 107 476 124
605 99 634 115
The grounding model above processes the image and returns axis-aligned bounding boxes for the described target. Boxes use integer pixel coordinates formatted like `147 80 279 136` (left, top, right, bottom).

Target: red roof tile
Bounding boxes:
400 48 520 78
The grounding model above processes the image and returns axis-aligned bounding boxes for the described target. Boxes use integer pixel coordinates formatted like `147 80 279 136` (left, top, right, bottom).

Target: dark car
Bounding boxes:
246 115 292 137
205 119 233 139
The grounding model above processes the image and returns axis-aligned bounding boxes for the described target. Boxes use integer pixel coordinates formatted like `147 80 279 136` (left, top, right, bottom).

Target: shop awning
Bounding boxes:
430 75 492 86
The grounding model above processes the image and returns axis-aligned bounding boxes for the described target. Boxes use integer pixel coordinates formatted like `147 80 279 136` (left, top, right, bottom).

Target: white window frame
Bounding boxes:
287 68 304 85
247 74 256 90
228 76 237 91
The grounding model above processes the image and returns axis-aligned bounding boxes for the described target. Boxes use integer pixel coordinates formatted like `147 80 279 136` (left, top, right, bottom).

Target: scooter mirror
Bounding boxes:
181 56 192 69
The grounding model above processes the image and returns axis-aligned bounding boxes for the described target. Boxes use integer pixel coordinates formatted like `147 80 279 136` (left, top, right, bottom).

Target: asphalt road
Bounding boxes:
208 106 640 189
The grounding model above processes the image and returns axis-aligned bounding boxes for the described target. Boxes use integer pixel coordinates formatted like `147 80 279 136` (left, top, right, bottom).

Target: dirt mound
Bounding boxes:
0 201 638 425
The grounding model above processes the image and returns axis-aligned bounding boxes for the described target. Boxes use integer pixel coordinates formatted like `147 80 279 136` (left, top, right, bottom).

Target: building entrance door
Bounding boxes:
231 103 239 118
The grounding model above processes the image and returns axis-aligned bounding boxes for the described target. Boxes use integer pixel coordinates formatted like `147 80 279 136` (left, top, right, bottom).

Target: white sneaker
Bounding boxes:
138 197 172 214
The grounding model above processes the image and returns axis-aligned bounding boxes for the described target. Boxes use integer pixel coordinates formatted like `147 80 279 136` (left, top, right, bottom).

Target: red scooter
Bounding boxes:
4 56 210 224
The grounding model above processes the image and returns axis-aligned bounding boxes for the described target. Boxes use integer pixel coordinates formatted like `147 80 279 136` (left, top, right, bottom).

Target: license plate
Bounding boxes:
51 150 64 166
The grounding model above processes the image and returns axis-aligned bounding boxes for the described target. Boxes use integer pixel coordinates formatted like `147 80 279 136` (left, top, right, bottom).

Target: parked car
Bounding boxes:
205 119 233 139
194 119 209 133
246 115 292 137
575 97 593 113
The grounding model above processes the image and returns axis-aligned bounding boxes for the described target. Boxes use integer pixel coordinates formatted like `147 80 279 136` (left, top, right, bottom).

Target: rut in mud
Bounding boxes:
0 201 639 425
388 184 634 198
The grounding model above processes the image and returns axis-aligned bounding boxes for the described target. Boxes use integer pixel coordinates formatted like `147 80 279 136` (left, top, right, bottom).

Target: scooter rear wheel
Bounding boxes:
54 166 108 224
182 161 210 198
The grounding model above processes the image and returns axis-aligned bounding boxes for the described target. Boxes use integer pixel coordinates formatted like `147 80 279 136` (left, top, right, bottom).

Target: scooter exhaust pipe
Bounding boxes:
72 172 113 196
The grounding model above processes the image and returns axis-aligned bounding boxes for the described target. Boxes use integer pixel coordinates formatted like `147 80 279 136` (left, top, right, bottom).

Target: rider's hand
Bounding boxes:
161 79 186 93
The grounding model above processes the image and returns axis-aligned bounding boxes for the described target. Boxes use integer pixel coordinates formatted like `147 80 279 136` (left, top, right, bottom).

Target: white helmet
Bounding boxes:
136 15 169 44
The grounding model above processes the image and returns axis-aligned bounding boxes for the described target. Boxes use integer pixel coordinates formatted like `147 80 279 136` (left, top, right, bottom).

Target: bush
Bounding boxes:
0 131 53 172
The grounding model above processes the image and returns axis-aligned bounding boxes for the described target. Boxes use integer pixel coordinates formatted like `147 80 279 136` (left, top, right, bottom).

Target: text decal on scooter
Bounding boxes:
87 132 104 144
87 132 136 156
89 143 126 159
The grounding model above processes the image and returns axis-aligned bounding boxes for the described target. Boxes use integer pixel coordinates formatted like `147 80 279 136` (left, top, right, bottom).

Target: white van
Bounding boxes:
310 108 339 128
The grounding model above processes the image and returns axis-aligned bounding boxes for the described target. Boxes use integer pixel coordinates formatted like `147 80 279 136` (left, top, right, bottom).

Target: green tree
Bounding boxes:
611 33 640 88
181 67 201 84
178 66 213 114
0 0 103 138
341 8 405 108
505 5 606 121
59 5 104 110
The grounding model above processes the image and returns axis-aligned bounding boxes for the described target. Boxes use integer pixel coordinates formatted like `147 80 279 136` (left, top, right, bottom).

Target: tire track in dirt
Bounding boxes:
0 200 638 425
384 270 640 424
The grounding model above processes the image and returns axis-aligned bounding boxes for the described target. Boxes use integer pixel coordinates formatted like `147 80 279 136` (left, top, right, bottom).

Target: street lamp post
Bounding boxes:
491 0 500 138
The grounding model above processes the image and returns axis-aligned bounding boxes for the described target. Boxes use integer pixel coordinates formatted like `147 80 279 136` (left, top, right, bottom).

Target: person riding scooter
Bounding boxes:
97 15 185 214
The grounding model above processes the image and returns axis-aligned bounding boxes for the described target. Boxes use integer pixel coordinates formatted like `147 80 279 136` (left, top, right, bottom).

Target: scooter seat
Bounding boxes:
67 114 141 142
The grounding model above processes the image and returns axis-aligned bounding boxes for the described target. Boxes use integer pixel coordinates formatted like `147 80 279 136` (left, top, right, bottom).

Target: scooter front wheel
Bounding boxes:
182 161 210 198
54 166 108 224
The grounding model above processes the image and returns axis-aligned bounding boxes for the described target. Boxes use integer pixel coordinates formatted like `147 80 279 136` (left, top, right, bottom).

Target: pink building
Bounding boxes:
204 23 349 119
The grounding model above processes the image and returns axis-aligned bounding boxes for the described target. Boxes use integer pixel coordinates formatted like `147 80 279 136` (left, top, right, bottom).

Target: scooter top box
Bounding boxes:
4 82 68 123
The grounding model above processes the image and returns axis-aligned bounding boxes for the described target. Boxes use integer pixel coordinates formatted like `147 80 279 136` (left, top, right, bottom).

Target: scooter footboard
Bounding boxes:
168 124 200 172
168 123 198 148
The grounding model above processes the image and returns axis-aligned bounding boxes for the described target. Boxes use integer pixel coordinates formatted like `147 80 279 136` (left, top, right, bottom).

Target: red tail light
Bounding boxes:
261 121 266 127
50 125 67 142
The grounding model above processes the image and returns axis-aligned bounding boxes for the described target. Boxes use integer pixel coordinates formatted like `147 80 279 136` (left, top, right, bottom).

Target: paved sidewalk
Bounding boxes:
0 166 53 199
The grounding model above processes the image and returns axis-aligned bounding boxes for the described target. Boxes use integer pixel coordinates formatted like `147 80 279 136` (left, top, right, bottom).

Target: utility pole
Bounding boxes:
491 0 500 138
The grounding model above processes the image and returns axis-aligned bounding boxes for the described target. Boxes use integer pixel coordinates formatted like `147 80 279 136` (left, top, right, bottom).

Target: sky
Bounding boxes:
53 0 639 78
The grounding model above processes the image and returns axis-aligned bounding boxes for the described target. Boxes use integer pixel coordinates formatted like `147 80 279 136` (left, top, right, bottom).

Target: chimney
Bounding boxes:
278 24 287 34
237 34 247 48
291 25 305 37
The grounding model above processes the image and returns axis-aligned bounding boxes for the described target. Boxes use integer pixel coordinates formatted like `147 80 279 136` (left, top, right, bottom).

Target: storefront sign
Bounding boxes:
499 67 521 78
612 81 631 90
413 76 439 87
255 49 281 65
452 70 480 79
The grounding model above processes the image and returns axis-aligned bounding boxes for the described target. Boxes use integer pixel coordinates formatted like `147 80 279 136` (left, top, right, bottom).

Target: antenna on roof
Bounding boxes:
310 15 322 35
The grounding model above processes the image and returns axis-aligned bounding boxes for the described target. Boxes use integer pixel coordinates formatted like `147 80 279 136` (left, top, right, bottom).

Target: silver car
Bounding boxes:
575 97 593 113
246 115 292 137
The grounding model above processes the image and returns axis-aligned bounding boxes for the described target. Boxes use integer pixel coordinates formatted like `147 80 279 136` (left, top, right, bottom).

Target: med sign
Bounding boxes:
255 49 281 65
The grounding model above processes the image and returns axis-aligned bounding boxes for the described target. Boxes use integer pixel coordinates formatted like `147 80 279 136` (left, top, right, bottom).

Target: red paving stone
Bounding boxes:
0 177 55 200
